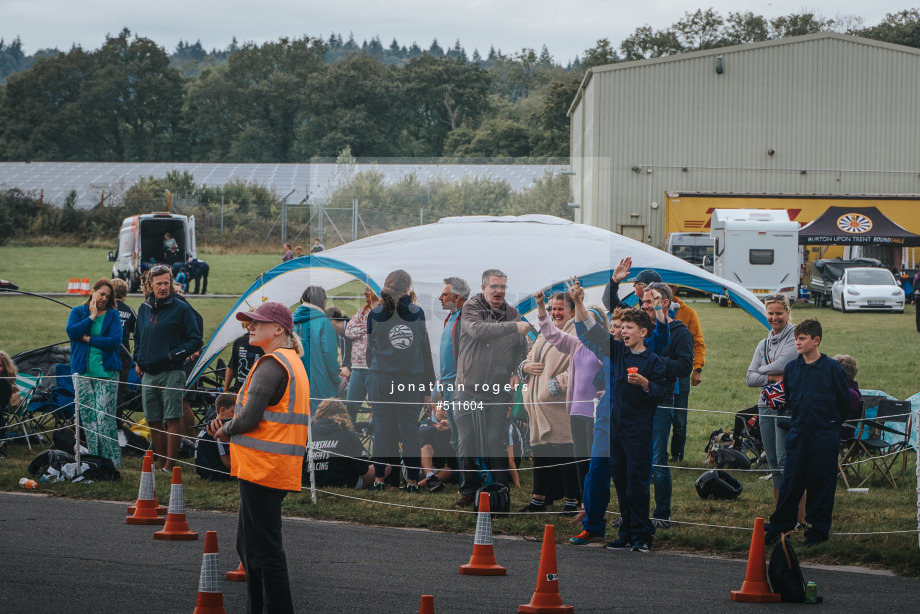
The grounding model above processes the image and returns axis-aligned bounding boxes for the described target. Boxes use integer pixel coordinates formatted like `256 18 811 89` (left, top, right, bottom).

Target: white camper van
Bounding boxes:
709 209 799 303
108 213 196 292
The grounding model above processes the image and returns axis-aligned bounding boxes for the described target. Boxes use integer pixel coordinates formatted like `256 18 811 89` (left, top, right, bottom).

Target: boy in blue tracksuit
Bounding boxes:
571 290 669 546
765 319 850 546
571 279 666 553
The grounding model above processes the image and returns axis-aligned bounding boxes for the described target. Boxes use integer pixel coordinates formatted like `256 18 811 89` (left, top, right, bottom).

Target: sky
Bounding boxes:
1 1 915 63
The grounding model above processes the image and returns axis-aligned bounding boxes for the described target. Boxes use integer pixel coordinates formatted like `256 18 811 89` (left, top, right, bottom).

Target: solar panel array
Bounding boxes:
0 162 569 209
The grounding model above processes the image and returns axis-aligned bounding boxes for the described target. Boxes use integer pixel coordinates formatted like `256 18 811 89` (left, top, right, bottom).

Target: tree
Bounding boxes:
0 37 26 82
673 9 727 49
620 26 684 60
723 11 770 45
581 38 619 70
428 39 444 58
769 12 834 38
859 9 920 48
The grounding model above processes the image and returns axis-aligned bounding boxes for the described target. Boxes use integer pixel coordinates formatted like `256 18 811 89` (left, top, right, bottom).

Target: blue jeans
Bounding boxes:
759 405 788 490
651 403 673 520
582 399 612 535
345 368 370 424
670 378 690 459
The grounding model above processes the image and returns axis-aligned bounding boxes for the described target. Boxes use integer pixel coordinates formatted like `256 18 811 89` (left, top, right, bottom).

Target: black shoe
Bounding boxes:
406 484 420 494
561 504 579 517
604 537 632 550
518 502 547 513
631 539 650 553
454 494 475 508
370 482 386 492
425 475 445 493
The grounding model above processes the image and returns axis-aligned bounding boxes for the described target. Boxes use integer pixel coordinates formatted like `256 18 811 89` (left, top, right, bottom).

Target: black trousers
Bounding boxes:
532 442 581 501
237 479 294 614
454 391 510 495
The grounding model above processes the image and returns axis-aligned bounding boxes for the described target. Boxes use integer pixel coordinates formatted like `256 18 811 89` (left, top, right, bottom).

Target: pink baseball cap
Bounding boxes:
235 301 294 332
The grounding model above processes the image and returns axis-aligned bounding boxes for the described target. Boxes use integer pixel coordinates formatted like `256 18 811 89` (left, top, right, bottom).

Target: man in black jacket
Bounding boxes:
641 283 694 528
134 265 202 471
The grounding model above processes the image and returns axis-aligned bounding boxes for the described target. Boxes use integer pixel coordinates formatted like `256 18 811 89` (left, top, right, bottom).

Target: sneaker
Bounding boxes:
518 502 547 513
631 539 650 553
651 518 671 529
611 517 623 528
425 475 445 493
454 494 475 508
370 482 386 492
406 484 420 494
570 530 603 545
604 537 632 550
561 504 579 517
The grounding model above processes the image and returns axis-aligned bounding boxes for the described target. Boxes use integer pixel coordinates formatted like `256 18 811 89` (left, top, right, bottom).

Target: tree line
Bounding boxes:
1 9 919 164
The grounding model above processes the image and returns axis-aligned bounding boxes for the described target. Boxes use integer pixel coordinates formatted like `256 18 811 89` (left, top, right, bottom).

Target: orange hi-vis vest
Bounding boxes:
230 347 310 492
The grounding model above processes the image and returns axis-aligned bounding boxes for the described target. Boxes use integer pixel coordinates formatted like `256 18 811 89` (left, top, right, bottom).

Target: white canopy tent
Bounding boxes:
189 215 768 383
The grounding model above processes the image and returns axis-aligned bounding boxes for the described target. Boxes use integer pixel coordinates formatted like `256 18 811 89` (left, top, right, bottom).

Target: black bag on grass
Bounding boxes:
28 449 75 477
474 483 510 515
79 454 122 482
768 533 807 602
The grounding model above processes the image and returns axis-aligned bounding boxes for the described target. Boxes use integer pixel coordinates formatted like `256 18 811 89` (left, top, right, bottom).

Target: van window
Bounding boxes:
749 249 774 265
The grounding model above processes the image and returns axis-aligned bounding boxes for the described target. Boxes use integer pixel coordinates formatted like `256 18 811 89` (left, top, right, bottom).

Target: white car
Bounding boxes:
831 267 904 313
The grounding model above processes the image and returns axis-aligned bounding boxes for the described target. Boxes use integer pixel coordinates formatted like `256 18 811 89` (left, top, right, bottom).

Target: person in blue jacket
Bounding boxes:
66 278 123 467
765 319 851 547
292 286 341 410
570 282 669 547
570 277 666 553
366 270 436 493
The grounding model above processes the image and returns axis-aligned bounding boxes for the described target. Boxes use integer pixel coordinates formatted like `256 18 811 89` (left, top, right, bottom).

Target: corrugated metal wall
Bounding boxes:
570 34 920 247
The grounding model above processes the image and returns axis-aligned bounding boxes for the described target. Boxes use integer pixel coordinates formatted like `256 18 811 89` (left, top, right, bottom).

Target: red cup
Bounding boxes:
627 367 638 375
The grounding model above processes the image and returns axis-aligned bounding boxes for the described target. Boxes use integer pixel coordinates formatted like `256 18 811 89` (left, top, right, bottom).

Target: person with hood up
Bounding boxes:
292 286 341 410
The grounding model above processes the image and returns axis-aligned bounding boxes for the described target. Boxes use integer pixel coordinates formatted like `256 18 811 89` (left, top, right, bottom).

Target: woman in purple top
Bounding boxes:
535 291 605 495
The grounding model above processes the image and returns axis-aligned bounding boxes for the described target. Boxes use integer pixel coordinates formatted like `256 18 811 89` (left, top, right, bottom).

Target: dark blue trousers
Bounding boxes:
610 418 655 543
766 429 839 541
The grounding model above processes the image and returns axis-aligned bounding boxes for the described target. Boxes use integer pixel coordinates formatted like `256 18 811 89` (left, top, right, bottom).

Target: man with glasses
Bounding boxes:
134 265 202 471
452 268 530 508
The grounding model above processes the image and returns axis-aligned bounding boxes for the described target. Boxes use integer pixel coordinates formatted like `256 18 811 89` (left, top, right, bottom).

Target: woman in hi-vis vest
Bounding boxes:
208 301 309 614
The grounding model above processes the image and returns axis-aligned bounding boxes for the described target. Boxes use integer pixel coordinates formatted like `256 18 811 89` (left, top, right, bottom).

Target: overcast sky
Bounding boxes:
2 1 914 63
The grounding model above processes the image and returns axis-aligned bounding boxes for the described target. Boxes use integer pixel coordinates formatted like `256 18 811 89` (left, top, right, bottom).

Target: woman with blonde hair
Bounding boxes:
344 285 380 423
66 278 123 467
746 293 797 504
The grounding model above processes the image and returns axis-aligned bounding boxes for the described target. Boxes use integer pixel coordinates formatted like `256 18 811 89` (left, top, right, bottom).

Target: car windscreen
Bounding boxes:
847 270 893 285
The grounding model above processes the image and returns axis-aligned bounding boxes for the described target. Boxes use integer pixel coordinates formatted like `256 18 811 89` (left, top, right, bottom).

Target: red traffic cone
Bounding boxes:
730 517 781 603
459 491 506 576
193 531 227 614
80 278 91 295
154 467 198 540
225 562 247 582
419 594 435 614
67 278 78 294
518 525 574 613
126 452 166 525
127 450 166 516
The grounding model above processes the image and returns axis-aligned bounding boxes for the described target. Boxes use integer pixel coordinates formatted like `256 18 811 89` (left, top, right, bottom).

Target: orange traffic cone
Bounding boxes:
66 278 78 294
418 594 435 614
225 562 247 582
518 525 574 614
127 450 167 516
459 491 506 576
730 517 781 603
154 467 198 540
193 531 227 614
125 452 166 525
80 278 91 295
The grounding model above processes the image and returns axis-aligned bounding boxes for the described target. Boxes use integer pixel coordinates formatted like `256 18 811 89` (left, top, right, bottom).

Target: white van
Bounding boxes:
709 209 799 303
108 213 196 292
666 232 715 272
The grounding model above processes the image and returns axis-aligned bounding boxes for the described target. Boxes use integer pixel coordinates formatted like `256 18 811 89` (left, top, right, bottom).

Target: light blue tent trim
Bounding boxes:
514 268 769 329
188 255 381 385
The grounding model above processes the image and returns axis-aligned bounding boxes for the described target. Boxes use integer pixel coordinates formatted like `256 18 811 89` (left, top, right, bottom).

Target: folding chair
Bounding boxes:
845 399 913 488
3 370 44 450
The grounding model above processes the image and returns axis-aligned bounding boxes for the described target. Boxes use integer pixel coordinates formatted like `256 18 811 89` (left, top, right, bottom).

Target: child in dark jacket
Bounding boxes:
196 393 235 481
765 320 850 546
571 278 666 553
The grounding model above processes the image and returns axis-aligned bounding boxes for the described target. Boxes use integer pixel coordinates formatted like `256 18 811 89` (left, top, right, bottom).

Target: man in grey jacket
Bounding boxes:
452 268 530 507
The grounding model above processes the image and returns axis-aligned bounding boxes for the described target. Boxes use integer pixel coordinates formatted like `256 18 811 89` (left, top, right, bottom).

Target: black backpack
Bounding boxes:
768 533 809 602
474 483 510 516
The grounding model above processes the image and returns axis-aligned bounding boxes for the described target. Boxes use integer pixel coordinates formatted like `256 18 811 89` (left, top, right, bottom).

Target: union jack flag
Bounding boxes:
760 381 786 410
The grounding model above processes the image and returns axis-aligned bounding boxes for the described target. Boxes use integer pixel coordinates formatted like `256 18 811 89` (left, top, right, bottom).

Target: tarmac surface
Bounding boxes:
1 491 917 613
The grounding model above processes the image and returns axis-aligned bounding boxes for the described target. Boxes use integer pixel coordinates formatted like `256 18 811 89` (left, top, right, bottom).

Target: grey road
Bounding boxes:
0 492 915 613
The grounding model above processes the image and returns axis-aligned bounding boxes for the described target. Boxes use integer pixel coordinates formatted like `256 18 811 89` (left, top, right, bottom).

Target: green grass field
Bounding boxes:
2 246 919 575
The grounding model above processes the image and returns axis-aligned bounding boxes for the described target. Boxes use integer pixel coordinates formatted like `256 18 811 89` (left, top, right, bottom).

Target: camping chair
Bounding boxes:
3 370 44 450
839 394 884 488
842 399 913 488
